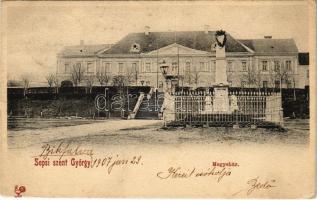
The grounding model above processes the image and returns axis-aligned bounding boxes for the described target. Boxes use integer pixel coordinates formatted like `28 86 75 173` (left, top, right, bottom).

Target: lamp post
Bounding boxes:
159 60 179 94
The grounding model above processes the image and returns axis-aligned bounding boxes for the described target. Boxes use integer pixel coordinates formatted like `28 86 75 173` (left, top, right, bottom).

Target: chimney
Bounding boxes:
144 26 150 36
80 40 84 45
204 25 210 34
264 36 272 39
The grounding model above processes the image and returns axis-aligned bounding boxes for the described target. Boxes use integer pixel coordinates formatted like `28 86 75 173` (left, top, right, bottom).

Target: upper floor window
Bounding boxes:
285 60 292 71
199 62 205 72
262 61 268 71
274 61 280 72
118 63 124 74
242 61 247 71
145 62 151 72
86 62 94 74
65 63 71 73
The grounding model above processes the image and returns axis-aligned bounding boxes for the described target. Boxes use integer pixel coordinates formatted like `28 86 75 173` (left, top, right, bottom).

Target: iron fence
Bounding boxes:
167 90 283 127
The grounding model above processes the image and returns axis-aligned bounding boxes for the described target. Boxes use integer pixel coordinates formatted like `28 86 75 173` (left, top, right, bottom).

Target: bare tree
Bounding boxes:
273 62 292 92
85 75 94 94
242 66 257 88
53 75 60 93
96 72 111 86
112 75 128 87
7 80 22 87
126 68 137 85
20 74 31 97
184 71 192 86
192 70 200 88
46 73 55 87
71 64 85 86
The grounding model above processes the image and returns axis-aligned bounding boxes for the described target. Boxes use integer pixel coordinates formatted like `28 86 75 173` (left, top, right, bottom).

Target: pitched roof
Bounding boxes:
298 52 309 65
102 31 249 54
238 39 298 54
59 44 112 57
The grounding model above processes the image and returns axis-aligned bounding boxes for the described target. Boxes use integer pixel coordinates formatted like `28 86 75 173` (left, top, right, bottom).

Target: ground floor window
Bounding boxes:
241 81 246 88
275 80 280 88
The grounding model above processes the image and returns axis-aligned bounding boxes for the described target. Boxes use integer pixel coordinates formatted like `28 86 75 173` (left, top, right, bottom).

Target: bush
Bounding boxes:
61 80 73 87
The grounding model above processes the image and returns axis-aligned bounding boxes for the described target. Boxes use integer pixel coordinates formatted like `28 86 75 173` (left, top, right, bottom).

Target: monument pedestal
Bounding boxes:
213 85 230 113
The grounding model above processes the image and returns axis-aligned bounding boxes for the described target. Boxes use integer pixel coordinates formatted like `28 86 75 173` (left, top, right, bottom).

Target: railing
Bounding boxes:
167 90 283 127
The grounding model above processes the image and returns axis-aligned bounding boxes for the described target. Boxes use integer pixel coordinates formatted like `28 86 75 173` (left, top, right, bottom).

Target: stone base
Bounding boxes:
213 86 230 113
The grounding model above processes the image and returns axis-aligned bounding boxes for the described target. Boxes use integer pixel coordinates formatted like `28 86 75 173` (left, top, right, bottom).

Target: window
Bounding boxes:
206 62 211 72
87 62 94 74
242 61 247 71
172 62 178 72
228 81 232 87
76 62 81 68
159 81 163 88
275 80 280 89
287 81 292 88
227 61 233 72
286 60 292 71
132 63 137 73
65 63 70 73
146 81 151 86
74 62 82 71
241 81 246 88
185 62 191 72
211 61 216 71
100 62 106 74
145 62 151 72
199 62 205 71
118 63 124 74
274 61 280 72
263 81 268 88
262 61 268 71
105 63 111 74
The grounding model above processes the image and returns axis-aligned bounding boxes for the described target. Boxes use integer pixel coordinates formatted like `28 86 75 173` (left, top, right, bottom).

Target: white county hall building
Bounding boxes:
56 26 309 89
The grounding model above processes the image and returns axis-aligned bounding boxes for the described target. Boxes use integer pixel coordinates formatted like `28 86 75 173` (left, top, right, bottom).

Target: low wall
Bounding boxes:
7 86 309 119
8 86 151 118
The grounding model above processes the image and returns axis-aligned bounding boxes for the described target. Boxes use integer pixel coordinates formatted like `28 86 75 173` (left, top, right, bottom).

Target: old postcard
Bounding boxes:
0 0 315 198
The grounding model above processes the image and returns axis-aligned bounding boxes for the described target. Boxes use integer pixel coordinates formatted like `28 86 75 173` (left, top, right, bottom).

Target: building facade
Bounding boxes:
56 28 308 89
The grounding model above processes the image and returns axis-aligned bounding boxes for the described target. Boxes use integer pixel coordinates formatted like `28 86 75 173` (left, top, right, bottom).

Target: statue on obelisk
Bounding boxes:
212 30 230 113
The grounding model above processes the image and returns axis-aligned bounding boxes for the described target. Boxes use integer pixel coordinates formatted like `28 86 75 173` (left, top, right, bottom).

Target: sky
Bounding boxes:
3 1 311 84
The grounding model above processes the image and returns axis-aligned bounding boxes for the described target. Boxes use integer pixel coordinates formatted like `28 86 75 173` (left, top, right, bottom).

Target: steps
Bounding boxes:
128 92 145 119
135 90 164 119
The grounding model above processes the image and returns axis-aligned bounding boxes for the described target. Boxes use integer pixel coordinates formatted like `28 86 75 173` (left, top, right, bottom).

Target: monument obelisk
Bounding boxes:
213 30 230 113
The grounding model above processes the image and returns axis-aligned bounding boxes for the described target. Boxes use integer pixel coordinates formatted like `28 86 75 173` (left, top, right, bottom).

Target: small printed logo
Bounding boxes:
14 185 26 198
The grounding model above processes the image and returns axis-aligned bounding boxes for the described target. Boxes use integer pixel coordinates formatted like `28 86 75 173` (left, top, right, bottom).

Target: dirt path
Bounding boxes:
8 119 162 148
